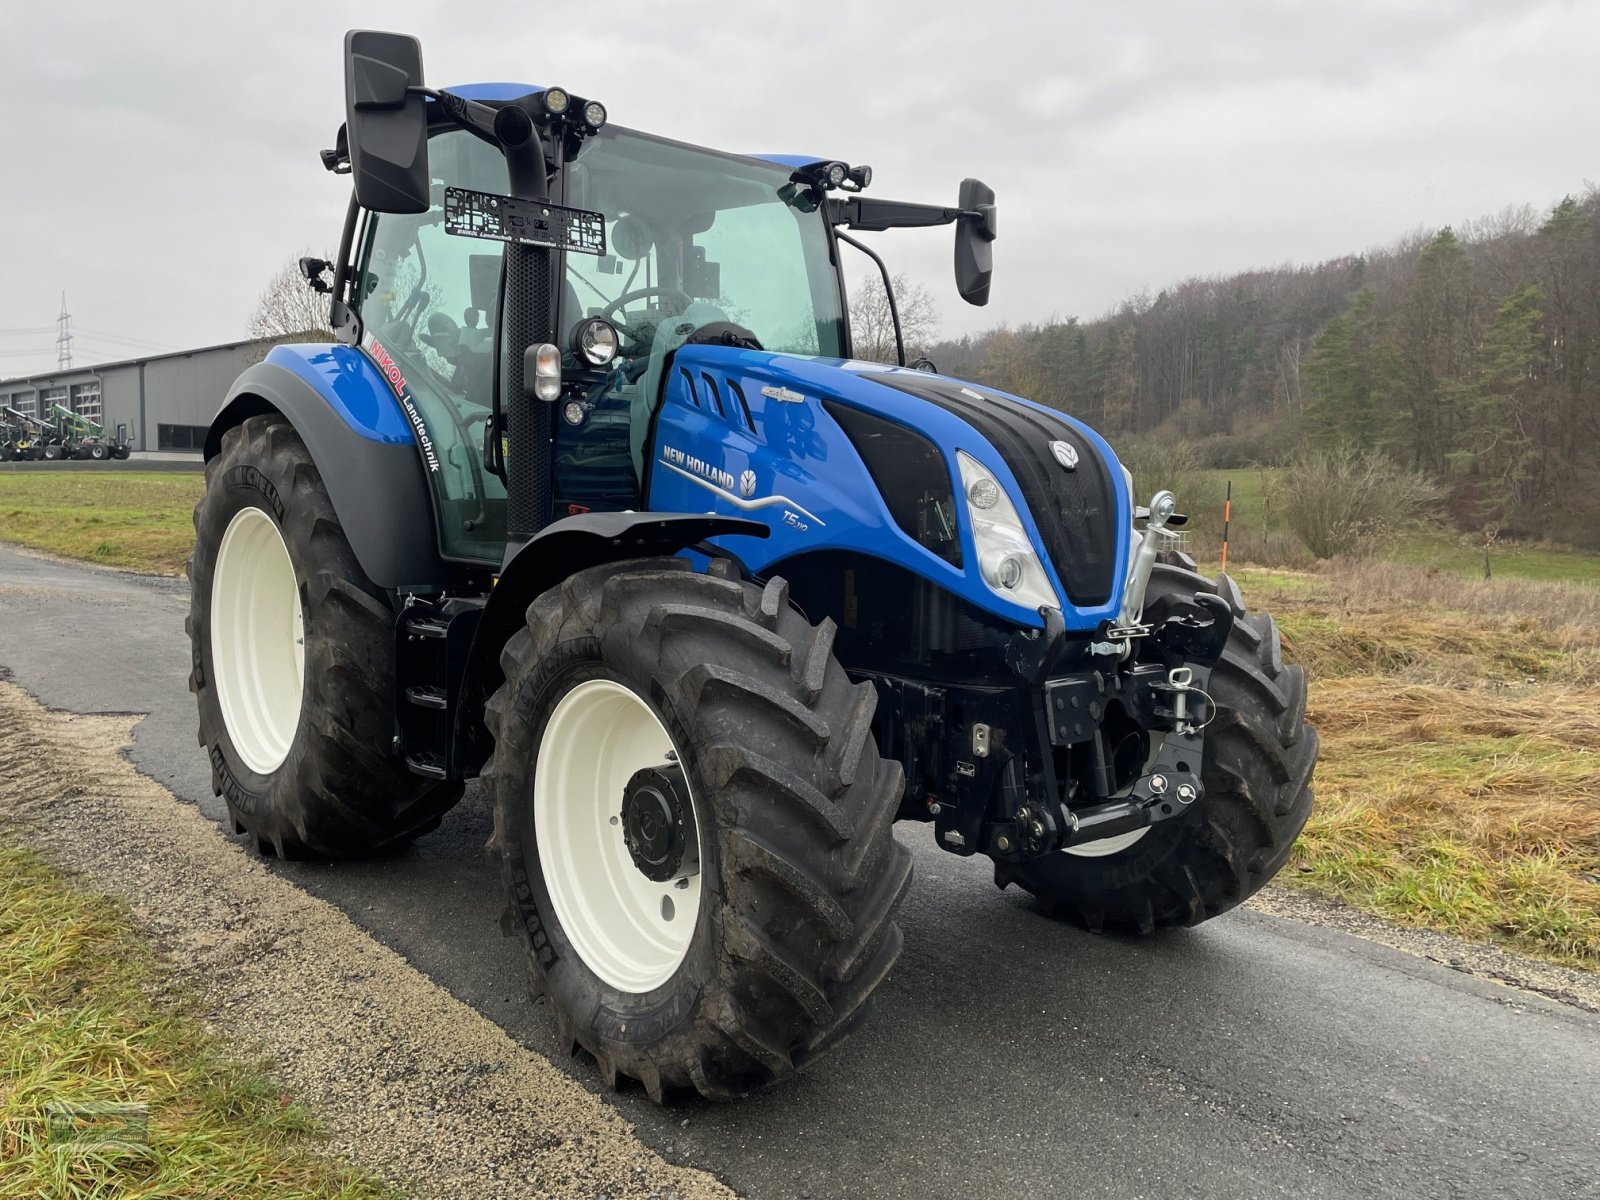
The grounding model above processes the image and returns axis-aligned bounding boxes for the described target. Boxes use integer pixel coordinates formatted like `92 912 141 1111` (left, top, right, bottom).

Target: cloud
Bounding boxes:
1 0 1595 375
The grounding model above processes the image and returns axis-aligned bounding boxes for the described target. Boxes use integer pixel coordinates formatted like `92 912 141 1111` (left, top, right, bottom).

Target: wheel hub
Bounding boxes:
622 764 695 882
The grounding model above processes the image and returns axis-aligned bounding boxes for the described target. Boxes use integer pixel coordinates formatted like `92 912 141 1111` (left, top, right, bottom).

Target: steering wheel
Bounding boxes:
599 286 693 349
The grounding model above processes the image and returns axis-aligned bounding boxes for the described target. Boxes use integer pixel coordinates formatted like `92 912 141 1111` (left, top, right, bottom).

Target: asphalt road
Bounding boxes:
2 542 1596 1200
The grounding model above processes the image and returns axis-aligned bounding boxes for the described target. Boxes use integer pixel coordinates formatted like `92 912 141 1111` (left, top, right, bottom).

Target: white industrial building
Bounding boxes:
0 337 286 458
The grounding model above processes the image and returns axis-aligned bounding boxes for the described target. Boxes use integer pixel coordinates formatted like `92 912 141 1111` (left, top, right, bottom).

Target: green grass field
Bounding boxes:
0 471 202 574
1197 468 1600 587
0 844 393 1198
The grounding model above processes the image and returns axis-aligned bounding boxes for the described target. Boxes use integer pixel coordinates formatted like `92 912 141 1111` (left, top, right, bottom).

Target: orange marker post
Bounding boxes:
1220 480 1232 573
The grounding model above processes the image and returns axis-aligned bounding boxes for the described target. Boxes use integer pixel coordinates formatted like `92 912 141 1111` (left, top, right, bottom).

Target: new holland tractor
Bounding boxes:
189 30 1317 1101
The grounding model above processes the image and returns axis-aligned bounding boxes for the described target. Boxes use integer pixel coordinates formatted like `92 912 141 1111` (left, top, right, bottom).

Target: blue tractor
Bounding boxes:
189 31 1317 1101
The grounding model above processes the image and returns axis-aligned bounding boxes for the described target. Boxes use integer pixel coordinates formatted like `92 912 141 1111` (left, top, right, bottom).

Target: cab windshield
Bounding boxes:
556 130 847 503
561 129 846 360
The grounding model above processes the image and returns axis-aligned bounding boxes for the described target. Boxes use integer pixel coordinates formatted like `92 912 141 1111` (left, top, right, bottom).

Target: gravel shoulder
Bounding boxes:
1247 885 1600 1014
0 681 734 1200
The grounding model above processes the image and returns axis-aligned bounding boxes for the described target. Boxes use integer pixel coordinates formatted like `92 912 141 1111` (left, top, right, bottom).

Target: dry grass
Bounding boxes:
0 844 394 1198
1229 561 1600 968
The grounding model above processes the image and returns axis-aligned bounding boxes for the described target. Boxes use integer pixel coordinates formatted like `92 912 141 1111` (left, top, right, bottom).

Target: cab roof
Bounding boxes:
437 83 822 171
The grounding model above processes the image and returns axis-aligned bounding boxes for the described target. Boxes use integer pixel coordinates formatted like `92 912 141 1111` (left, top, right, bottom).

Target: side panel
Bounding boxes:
206 350 446 589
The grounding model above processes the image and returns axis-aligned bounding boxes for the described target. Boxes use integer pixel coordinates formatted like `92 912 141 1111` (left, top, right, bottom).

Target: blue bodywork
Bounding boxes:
265 344 413 445
287 328 1132 631
646 347 1131 633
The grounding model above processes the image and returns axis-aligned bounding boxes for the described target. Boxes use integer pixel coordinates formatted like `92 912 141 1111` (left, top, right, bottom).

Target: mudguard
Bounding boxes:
451 511 769 776
205 346 445 589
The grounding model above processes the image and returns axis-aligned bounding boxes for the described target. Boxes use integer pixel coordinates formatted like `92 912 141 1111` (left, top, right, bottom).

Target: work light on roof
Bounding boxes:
542 87 570 115
582 100 607 129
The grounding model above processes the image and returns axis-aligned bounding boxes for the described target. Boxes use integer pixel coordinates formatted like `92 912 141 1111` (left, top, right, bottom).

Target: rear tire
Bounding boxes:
187 414 460 858
487 558 911 1101
1000 564 1317 933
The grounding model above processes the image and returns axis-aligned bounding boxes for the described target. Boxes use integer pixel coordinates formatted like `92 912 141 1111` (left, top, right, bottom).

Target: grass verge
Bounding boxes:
0 471 201 574
1232 563 1600 969
0 844 394 1199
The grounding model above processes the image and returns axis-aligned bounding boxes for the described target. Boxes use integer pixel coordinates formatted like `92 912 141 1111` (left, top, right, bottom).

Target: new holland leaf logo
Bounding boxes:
739 469 757 498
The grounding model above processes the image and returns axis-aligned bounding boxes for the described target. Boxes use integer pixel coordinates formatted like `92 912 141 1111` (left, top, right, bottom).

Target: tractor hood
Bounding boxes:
644 347 1132 631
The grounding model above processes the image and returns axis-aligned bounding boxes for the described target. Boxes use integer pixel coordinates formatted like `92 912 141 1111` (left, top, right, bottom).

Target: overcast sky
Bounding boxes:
1 0 1595 378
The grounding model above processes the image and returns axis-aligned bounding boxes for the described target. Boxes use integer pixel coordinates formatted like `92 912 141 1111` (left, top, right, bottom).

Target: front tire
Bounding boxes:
187 414 460 858
1001 564 1318 932
488 559 911 1101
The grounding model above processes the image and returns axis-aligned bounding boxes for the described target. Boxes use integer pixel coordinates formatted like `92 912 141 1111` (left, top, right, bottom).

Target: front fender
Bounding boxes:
452 512 768 777
206 345 443 589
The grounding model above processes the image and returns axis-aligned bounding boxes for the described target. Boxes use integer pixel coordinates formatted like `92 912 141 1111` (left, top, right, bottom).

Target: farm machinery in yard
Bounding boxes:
50 404 132 460
189 30 1317 1101
3 406 59 460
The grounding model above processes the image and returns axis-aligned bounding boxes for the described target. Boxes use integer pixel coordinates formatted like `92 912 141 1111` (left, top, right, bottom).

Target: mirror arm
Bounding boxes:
828 196 964 232
415 86 552 201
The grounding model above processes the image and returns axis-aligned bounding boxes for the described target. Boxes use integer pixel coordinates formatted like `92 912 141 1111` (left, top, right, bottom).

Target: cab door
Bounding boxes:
349 128 510 565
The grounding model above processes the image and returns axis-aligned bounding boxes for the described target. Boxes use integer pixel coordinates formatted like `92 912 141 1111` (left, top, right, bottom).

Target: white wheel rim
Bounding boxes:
1062 734 1159 858
210 506 305 775
535 678 703 993
1061 825 1151 857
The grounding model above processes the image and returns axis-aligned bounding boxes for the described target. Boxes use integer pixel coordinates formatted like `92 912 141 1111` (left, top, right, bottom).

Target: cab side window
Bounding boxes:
353 129 510 562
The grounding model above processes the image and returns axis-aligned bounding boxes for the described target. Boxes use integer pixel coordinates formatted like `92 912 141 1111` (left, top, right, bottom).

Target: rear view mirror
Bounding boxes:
954 178 997 306
344 30 430 214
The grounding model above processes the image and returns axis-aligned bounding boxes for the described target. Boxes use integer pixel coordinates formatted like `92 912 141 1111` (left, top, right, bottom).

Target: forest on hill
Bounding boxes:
925 189 1600 548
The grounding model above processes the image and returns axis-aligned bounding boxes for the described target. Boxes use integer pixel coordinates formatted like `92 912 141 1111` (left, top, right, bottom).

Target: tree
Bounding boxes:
1303 288 1395 449
1391 227 1477 474
247 253 335 347
849 272 939 364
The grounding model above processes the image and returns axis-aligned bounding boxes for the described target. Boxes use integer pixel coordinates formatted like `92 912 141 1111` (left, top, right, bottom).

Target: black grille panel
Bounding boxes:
865 376 1119 606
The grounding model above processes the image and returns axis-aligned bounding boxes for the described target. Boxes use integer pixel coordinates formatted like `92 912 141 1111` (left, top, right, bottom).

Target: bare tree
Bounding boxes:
849 272 939 364
247 253 335 351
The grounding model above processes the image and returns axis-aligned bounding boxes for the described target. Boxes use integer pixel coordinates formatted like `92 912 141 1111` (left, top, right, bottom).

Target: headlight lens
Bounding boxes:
530 342 562 402
956 450 1061 612
571 316 619 367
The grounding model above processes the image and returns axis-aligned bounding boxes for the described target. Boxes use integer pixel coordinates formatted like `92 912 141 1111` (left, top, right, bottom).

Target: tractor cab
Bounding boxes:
338 113 850 560
321 60 991 567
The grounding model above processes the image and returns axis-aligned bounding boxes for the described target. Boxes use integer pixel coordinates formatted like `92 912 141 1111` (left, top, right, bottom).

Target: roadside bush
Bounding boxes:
1115 438 1228 537
1280 447 1441 558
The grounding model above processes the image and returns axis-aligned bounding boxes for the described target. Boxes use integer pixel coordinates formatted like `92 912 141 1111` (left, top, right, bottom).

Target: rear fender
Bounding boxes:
205 345 444 589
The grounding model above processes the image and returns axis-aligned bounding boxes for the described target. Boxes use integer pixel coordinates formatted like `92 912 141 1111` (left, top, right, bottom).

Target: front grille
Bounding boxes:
865 375 1119 606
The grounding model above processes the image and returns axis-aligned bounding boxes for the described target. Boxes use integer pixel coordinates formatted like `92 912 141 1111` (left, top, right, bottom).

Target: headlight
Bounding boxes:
956 450 1061 612
571 316 619 367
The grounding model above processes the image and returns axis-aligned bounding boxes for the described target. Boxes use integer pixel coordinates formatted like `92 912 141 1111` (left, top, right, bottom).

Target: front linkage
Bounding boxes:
871 491 1235 865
